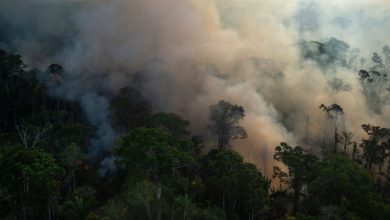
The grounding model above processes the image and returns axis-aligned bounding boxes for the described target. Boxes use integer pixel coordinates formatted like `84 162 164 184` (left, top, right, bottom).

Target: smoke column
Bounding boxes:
1 0 389 173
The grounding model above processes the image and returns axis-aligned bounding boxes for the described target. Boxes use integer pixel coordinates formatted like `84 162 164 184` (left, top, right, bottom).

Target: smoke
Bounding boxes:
1 0 389 172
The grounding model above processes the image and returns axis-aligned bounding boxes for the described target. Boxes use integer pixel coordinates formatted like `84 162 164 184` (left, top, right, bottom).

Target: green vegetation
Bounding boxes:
0 49 389 220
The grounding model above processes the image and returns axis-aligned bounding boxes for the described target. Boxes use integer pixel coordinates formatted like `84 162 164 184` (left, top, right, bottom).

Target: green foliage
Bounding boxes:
273 142 318 214
59 143 86 193
58 186 97 220
360 124 390 170
115 128 195 182
307 155 371 217
202 150 269 219
60 143 84 166
365 199 390 220
0 146 63 218
148 112 190 140
114 128 198 219
269 191 289 219
88 198 127 220
198 206 227 220
0 50 83 136
126 180 156 219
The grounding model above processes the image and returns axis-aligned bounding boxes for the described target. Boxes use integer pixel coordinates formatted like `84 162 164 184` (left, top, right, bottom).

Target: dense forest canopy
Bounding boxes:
0 0 390 219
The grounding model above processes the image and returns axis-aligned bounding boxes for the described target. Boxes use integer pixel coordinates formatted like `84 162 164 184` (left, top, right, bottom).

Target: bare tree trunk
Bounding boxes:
304 115 310 143
292 187 300 215
344 140 347 153
48 204 52 220
386 158 390 186
71 103 74 123
56 99 60 113
170 203 174 220
16 121 51 148
156 183 162 220
352 143 357 161
22 205 27 220
146 203 152 220
72 167 76 192
218 137 224 150
334 121 338 154
222 192 225 209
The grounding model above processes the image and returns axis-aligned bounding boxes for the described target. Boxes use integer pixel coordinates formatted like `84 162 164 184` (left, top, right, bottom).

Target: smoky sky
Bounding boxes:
0 0 389 172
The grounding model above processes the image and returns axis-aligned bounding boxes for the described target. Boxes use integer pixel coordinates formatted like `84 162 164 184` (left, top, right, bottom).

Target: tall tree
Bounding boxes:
360 124 390 174
0 146 63 219
148 112 190 142
58 186 96 220
110 87 151 132
307 155 375 219
208 100 247 150
382 45 390 71
338 131 355 154
273 142 318 214
319 103 345 153
59 143 85 192
371 52 385 71
114 128 194 220
202 149 269 219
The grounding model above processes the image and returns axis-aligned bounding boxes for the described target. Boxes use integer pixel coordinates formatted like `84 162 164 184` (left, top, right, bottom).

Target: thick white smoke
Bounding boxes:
1 0 389 173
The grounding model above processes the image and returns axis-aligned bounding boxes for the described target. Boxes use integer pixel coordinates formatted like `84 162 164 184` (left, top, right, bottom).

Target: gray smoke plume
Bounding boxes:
1 0 390 174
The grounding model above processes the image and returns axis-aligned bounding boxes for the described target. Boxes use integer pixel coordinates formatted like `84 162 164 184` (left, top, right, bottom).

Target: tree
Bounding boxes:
382 45 390 71
190 134 206 157
360 124 390 195
307 155 373 219
115 128 194 181
197 206 227 220
202 150 269 219
358 69 388 114
371 52 385 71
59 143 85 192
269 191 289 219
45 123 93 154
299 38 350 69
88 198 127 220
173 194 201 220
327 77 351 93
0 146 63 219
148 112 190 142
319 103 345 153
338 131 355 154
273 142 318 214
15 120 51 148
126 180 156 220
58 186 97 220
0 50 37 132
110 87 151 132
208 100 247 150
360 124 389 171
114 128 195 220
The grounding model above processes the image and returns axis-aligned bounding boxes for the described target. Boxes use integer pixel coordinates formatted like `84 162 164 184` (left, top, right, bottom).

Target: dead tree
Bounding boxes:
16 120 51 148
319 104 345 153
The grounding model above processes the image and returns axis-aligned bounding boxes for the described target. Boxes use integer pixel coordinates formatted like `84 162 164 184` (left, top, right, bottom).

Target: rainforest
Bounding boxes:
0 0 389 219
